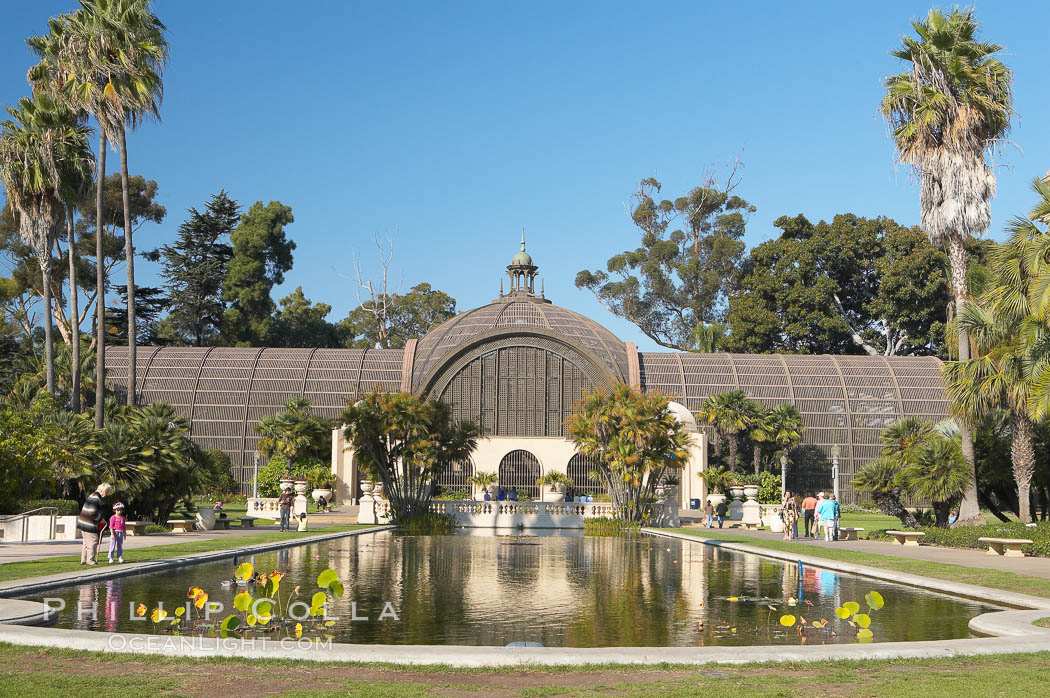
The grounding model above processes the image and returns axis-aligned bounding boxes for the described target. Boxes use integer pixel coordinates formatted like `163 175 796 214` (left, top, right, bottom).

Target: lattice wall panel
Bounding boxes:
638 352 949 505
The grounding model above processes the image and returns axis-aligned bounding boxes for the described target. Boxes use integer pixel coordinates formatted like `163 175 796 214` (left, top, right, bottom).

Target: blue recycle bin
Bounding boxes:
689 498 700 510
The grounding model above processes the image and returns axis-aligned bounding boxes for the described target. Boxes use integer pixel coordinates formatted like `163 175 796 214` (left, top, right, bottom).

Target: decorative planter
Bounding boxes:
373 482 385 499
728 486 744 500
311 488 332 502
706 493 727 507
195 508 215 531
486 483 499 496
541 484 566 502
293 480 308 495
279 478 294 491
742 485 759 500
360 481 375 496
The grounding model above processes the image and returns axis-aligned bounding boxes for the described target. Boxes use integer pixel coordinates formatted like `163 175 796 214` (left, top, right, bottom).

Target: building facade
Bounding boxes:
104 242 950 504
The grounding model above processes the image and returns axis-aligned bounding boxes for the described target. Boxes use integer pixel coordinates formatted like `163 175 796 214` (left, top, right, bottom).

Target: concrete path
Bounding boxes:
0 506 359 565
678 522 1050 579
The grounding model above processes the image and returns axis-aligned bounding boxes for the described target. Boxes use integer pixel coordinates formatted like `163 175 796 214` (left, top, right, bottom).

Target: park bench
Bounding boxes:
214 518 232 530
838 527 864 541
979 537 1032 558
237 517 256 528
167 519 195 533
886 530 925 547
124 521 150 536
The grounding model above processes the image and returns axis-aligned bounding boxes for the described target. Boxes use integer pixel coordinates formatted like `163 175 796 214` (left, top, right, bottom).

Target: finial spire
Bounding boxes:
521 227 526 251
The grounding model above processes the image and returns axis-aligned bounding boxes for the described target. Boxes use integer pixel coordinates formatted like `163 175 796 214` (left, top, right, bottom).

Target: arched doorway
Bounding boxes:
498 449 541 499
434 457 474 497
566 453 604 497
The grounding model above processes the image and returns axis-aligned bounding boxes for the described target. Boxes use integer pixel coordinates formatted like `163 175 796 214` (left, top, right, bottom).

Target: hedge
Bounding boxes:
867 521 1050 557
18 499 81 516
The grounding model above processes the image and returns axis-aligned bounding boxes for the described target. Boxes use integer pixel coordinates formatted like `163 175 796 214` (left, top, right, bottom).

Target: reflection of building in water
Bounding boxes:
75 583 98 631
104 579 122 632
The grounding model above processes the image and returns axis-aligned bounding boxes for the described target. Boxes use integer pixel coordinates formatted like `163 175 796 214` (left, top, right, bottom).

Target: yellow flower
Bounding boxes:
187 586 203 600
194 591 209 609
136 604 147 617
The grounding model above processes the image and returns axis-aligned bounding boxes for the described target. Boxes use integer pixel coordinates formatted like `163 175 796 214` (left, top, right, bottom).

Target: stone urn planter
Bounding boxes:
293 479 309 495
728 486 744 500
279 477 294 492
195 507 215 531
541 484 566 502
473 485 488 501
742 484 759 500
706 492 727 507
485 483 499 498
311 488 332 503
360 481 375 496
373 482 386 499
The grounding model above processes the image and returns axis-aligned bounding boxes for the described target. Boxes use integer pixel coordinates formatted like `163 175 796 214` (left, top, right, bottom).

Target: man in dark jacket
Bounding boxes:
277 488 295 531
78 483 113 565
715 498 728 528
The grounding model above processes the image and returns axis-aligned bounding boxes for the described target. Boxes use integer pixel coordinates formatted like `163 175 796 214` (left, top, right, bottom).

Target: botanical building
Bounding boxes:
104 242 949 504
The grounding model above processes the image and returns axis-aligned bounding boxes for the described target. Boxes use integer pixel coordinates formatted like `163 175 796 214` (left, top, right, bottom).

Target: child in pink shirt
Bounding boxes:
108 502 126 563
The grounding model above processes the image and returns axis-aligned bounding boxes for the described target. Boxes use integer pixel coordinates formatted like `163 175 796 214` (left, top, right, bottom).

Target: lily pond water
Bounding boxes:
27 531 998 647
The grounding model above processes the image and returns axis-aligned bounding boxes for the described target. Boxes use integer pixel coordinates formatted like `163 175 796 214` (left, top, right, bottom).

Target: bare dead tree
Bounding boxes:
352 232 395 349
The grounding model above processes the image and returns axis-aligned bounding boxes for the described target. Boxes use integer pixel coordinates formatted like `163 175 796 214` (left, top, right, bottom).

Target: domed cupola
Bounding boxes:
499 229 546 302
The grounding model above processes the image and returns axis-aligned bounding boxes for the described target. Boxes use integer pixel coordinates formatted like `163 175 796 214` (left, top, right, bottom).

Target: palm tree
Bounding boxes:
943 213 1046 523
853 457 920 529
0 95 93 398
904 437 970 527
699 390 756 472
748 406 770 477
36 0 168 412
254 398 333 470
27 20 96 414
881 7 1013 525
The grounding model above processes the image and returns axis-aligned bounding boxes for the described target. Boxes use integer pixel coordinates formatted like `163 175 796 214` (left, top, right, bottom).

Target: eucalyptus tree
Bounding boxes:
0 95 93 397
32 0 169 411
881 8 1013 525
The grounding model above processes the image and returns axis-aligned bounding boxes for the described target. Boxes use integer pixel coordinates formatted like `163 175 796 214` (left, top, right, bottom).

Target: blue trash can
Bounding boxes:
690 498 700 510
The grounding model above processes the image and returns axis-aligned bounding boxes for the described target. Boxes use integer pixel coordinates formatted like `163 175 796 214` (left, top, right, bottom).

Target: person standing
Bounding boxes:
107 502 127 563
277 487 295 532
78 483 113 565
829 493 841 541
782 494 799 541
816 493 835 541
704 500 714 528
801 492 818 538
715 498 728 528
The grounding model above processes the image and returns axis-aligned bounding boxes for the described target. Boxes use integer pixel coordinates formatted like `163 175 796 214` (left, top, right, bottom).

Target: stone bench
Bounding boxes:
886 530 925 546
839 527 864 541
214 518 232 530
237 517 256 528
125 521 150 536
167 520 195 533
979 537 1032 558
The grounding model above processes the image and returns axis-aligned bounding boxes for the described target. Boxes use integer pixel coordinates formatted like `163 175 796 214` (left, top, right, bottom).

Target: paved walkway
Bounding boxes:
679 522 1050 580
0 506 360 565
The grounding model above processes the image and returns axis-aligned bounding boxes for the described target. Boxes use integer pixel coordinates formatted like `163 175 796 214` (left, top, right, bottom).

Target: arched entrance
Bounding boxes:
566 453 604 497
434 457 474 496
498 449 541 499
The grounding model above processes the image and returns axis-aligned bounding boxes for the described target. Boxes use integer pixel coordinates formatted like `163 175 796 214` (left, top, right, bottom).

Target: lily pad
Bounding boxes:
235 562 254 582
857 628 874 641
843 601 860 615
779 614 796 627
854 613 871 629
834 606 851 619
865 591 885 610
317 569 339 589
234 591 252 612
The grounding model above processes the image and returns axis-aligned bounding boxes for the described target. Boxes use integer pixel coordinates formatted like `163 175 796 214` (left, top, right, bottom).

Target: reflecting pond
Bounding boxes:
27 531 998 647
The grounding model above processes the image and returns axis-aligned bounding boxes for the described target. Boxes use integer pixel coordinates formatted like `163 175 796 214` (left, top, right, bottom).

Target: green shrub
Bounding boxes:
841 502 881 515
145 524 171 534
757 472 781 504
19 499 81 516
584 517 641 537
867 521 1050 557
433 487 470 500
395 512 456 535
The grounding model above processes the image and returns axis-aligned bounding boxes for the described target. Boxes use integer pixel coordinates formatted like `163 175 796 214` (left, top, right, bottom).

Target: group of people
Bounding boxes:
781 491 841 541
485 487 519 501
77 482 125 565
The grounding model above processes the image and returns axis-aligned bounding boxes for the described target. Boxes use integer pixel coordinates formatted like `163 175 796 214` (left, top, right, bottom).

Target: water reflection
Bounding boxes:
29 532 998 647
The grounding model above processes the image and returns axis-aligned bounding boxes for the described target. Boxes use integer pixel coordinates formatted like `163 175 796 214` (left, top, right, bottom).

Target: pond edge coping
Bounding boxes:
0 525 396 625
0 526 1047 665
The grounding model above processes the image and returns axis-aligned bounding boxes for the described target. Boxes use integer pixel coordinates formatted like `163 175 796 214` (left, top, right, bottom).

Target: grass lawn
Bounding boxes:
0 643 1048 696
661 527 1050 600
0 525 373 584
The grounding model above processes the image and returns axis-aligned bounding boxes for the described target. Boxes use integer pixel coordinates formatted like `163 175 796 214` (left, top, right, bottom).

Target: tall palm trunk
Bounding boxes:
1011 410 1035 523
753 444 761 477
118 125 136 406
67 208 80 412
727 436 737 473
947 236 984 526
94 132 106 428
39 251 55 394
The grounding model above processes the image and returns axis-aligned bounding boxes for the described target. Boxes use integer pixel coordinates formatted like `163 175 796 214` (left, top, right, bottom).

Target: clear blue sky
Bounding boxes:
3 1 1049 350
